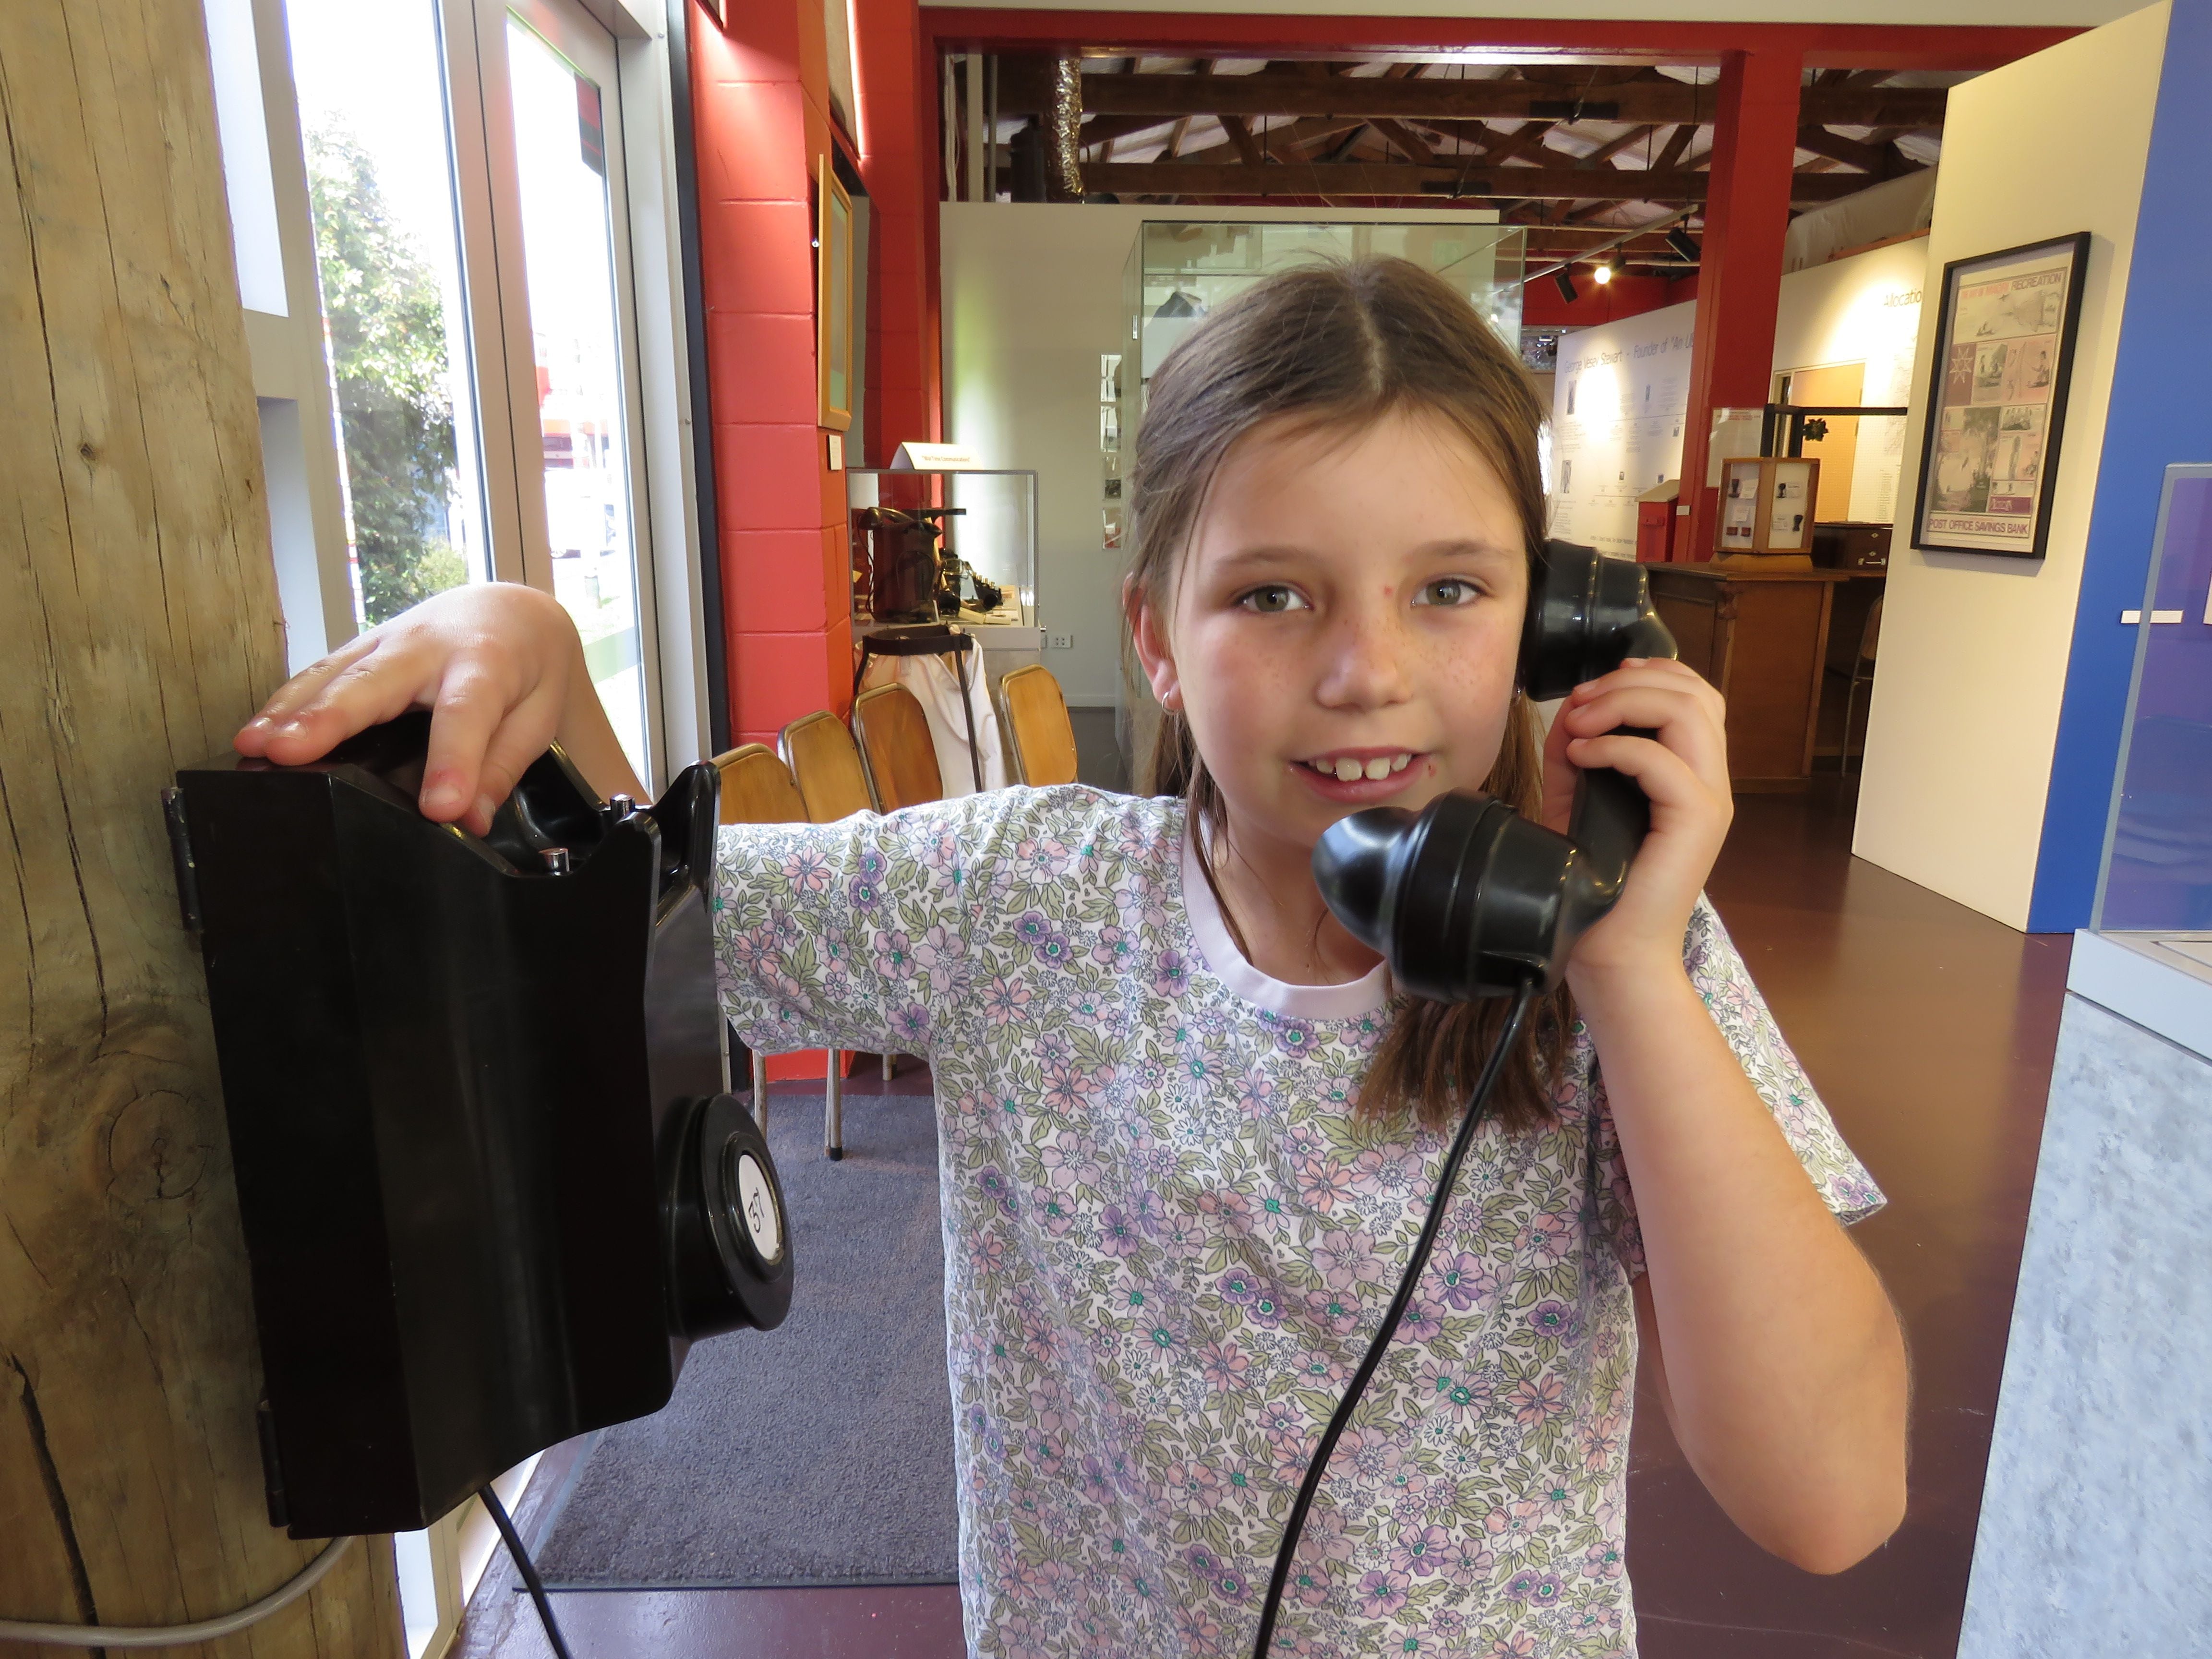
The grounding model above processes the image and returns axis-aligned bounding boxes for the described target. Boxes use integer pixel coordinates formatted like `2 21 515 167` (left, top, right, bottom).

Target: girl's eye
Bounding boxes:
1239 585 1309 614
1416 578 1482 607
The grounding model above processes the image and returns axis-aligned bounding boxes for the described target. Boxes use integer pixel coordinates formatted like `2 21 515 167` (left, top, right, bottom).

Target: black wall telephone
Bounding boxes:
1253 541 1678 1655
168 713 792 1539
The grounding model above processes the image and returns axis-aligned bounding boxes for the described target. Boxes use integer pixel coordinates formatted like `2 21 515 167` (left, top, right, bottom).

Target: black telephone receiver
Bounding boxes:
1312 539 1678 999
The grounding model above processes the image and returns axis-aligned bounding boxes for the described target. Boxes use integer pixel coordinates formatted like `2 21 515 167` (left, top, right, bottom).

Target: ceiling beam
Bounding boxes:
1369 117 1436 165
1083 161 1873 204
1793 122 1913 173
1218 114 1265 166
1068 71 1946 127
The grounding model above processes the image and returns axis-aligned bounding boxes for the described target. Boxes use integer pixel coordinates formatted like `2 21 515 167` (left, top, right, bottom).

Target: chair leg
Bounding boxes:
825 1052 844 1161
751 1052 769 1132
1842 676 1864 775
882 1051 894 1082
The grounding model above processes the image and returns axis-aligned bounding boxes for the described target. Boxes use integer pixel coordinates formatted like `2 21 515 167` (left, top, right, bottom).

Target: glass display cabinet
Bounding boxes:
1109 219 1524 551
2096 461 2212 934
846 467 1037 632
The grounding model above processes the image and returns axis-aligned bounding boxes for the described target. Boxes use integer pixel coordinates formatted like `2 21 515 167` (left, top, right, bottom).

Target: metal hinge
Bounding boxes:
161 787 203 934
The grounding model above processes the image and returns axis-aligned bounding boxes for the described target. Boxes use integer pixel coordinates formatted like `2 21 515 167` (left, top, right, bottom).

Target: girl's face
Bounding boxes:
1134 406 1528 862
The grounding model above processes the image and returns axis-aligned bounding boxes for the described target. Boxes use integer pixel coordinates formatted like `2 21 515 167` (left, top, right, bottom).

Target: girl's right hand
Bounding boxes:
233 583 604 837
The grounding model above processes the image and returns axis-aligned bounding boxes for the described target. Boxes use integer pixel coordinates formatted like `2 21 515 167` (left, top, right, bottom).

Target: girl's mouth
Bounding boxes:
1293 750 1424 802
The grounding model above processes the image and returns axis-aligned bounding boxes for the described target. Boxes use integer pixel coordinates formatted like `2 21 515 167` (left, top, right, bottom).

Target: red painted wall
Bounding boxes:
853 0 941 462
689 0 851 750
1520 270 1696 331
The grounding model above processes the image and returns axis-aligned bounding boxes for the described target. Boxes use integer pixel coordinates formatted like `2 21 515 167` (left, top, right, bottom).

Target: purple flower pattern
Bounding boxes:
711 788 1882 1658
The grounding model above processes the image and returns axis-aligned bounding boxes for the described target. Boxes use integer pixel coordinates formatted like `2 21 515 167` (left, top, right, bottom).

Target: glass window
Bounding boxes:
286 0 489 627
505 13 649 778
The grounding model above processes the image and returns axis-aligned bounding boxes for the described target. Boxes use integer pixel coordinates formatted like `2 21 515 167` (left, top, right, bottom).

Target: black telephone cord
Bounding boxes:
1249 979 1539 1659
480 1482 577 1659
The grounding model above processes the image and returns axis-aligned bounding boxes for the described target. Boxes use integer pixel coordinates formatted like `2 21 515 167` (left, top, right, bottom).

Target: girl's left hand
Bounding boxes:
1537 658 1733 989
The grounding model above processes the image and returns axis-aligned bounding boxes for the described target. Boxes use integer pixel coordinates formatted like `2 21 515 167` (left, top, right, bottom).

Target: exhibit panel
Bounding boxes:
1852 1 2172 929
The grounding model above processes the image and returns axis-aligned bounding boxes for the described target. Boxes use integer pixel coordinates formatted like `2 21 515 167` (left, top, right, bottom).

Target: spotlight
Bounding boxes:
1553 268 1580 304
1591 262 1614 286
1665 226 1701 263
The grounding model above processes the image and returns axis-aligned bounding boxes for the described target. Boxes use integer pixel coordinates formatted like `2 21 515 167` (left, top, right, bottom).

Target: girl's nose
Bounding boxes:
1315 598 1412 709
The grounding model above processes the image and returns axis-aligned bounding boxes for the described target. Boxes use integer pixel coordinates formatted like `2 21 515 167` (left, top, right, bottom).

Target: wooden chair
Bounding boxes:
996 663 1080 787
709 745 809 1139
778 709 873 823
713 742 807 827
769 713 882 1159
1840 597 1884 775
851 683 943 812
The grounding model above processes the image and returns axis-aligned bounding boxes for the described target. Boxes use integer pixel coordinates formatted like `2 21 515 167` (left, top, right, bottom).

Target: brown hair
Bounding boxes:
1123 256 1573 1135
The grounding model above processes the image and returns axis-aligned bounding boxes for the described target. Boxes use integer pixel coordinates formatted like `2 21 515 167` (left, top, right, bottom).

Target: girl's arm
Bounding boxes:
235 583 642 831
1546 661 1909 1574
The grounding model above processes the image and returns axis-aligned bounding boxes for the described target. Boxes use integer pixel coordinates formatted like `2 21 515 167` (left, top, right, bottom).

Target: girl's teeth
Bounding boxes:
1391 753 1410 772
1333 756 1362 782
1363 757 1391 781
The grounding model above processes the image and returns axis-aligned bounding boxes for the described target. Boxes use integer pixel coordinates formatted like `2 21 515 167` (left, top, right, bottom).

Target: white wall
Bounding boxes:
940 202 1506 711
1546 237 1927 554
1772 238 1928 523
1851 2 2169 929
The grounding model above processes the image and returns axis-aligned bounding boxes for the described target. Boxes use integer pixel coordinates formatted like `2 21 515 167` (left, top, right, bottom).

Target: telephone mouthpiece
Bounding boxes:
1314 793 1613 1001
1311 807 1408 957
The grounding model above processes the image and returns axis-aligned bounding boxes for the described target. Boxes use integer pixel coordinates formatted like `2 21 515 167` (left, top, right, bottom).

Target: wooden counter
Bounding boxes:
1647 564 1853 791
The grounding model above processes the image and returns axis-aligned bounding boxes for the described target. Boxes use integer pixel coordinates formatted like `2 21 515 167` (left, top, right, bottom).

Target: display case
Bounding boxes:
1716 455 1821 566
846 467 1036 632
2095 462 2212 932
1113 219 1526 549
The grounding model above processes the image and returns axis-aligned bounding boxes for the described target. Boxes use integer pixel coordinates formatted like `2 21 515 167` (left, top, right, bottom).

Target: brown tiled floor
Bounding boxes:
469 783 2068 1659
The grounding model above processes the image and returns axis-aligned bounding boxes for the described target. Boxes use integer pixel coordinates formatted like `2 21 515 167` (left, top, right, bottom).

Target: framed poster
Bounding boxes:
817 155 854 433
1910 232 2091 559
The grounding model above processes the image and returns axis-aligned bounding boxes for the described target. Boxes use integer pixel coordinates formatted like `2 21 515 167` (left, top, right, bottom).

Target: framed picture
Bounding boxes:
817 155 854 433
1910 231 2091 559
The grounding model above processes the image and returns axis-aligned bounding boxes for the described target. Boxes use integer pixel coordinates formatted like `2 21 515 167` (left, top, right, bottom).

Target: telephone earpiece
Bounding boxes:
1312 540 1677 999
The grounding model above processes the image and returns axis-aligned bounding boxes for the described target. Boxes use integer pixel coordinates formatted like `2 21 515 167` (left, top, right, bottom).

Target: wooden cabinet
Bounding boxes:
1647 565 1851 790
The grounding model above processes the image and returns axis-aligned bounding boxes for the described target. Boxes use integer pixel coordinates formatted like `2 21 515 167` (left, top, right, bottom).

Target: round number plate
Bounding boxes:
733 1151 783 1264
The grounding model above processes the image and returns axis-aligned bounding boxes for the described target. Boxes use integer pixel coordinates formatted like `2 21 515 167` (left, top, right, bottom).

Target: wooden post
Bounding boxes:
0 4 402 1654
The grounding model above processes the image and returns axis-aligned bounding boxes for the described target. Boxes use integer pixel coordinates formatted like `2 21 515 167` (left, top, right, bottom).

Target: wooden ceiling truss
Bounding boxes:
975 55 1953 275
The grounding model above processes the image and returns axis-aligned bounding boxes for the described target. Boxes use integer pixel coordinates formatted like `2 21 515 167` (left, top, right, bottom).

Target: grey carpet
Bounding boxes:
534 1085 958 1588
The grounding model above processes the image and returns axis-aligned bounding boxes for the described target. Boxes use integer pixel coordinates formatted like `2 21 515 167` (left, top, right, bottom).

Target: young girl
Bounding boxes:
240 258 1907 1658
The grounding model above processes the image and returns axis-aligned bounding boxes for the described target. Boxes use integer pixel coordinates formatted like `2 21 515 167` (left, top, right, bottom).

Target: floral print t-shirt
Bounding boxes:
712 786 1882 1659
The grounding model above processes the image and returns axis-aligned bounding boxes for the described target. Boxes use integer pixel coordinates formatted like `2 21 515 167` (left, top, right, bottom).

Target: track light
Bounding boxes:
1665 226 1701 263
1591 262 1614 286
1553 268 1579 304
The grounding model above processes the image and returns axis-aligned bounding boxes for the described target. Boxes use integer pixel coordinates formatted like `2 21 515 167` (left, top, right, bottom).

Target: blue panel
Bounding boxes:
2029 0 2212 932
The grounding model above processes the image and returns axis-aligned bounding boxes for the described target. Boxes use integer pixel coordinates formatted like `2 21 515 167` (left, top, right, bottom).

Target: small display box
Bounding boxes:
847 462 1036 632
1716 456 1822 568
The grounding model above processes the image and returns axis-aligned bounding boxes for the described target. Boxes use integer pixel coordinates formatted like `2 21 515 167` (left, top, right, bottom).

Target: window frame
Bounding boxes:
220 0 707 793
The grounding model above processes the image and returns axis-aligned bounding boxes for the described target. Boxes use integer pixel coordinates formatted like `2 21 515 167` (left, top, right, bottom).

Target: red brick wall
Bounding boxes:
689 0 852 748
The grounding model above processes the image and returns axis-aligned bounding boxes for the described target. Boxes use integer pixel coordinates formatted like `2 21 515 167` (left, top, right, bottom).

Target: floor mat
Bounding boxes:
534 1085 958 1588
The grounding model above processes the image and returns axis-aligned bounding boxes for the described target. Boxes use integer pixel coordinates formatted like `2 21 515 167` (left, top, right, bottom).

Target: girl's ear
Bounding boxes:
1123 574 1183 713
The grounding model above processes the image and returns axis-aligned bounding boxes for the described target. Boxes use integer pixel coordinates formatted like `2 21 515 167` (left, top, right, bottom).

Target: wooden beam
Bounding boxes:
1575 123 1660 168
1072 70 1946 128
1794 122 1896 171
0 1 404 1649
1653 121 1700 171
1218 113 1266 166
1083 161 1872 203
1369 117 1436 165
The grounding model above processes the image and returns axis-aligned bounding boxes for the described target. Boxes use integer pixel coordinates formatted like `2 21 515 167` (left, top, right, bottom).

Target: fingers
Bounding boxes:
1554 663 1730 795
234 634 381 756
455 685 570 836
419 661 536 825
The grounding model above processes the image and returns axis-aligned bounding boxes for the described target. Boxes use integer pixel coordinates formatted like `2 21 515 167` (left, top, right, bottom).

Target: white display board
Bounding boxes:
1546 239 1928 554
1548 306 1695 555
